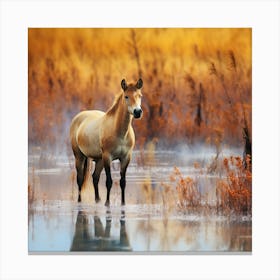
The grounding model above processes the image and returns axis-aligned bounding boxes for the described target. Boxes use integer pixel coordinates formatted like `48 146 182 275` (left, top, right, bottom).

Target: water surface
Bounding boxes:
28 148 251 253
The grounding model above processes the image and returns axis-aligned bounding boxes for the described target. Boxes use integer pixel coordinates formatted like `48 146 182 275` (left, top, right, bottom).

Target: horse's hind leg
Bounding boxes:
92 159 103 203
74 152 86 202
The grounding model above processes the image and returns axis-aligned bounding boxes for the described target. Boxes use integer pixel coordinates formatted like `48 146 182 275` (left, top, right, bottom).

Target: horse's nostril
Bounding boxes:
133 108 142 118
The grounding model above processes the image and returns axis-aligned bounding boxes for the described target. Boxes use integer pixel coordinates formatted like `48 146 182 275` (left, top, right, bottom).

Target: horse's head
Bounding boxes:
121 78 143 119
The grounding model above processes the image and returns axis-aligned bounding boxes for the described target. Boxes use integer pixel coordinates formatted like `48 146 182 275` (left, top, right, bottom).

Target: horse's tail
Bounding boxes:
83 157 93 182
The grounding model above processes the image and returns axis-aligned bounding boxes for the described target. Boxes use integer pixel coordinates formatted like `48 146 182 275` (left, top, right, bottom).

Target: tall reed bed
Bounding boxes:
29 28 251 151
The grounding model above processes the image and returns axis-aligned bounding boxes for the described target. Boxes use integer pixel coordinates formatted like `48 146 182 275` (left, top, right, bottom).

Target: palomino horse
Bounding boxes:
70 78 143 206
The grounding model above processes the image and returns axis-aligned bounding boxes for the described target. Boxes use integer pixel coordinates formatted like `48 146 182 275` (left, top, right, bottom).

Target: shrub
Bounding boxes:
171 167 201 211
216 155 252 215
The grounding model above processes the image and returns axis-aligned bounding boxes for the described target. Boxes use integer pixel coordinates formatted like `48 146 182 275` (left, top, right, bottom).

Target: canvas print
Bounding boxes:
28 28 252 253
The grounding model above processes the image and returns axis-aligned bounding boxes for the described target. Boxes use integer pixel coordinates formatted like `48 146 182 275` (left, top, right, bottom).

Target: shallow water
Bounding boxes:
28 147 252 253
28 201 251 253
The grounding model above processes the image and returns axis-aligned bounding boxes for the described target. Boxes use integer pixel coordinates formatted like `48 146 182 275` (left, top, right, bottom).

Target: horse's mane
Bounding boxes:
106 92 123 116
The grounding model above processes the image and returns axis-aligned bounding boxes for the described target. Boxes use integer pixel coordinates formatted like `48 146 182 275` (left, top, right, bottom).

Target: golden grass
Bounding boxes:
28 28 251 149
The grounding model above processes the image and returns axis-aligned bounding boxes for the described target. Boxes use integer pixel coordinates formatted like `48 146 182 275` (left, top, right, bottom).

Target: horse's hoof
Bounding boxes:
95 198 101 203
105 200 110 207
120 210 125 221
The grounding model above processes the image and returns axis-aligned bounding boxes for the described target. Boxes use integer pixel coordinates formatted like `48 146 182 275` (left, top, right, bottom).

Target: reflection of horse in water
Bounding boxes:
70 210 131 252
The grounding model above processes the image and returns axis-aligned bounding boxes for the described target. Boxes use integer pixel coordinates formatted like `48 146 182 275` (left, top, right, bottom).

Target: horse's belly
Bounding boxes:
86 139 102 159
77 133 102 159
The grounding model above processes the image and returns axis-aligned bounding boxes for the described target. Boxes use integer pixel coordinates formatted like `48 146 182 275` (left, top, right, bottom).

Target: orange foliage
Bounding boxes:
165 156 252 215
171 167 201 210
28 28 251 149
216 155 252 215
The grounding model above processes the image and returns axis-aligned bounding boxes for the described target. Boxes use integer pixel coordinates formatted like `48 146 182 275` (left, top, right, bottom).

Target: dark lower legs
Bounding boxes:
104 165 112 206
92 159 103 203
120 157 130 206
104 163 127 206
76 153 131 206
75 154 87 202
120 176 126 205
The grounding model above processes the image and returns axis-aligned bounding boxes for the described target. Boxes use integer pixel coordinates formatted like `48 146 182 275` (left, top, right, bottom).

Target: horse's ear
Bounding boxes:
136 78 143 89
121 79 128 91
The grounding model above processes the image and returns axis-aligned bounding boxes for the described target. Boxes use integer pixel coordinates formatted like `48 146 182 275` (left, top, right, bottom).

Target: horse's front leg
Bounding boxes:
92 159 103 203
103 153 113 206
120 155 131 206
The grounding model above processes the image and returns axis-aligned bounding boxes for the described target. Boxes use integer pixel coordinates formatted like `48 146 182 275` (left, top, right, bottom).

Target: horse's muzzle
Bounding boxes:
133 108 143 119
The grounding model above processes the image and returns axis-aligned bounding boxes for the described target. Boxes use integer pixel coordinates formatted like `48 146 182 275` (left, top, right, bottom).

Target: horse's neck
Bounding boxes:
112 98 133 138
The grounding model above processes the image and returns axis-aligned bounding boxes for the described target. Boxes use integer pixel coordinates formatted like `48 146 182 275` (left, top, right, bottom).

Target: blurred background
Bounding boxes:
28 28 252 156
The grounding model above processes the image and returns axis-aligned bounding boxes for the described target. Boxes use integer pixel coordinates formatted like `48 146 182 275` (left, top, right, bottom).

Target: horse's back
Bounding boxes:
71 110 104 127
70 110 105 157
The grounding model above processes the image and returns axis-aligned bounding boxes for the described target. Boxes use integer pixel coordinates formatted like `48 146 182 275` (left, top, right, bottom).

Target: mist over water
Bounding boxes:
28 143 243 201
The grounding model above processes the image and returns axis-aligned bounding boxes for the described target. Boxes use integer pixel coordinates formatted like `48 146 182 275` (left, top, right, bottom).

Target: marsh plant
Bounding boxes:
216 155 252 215
162 155 252 216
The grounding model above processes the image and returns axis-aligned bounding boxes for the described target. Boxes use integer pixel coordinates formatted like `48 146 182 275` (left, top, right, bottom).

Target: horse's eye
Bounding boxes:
125 96 129 99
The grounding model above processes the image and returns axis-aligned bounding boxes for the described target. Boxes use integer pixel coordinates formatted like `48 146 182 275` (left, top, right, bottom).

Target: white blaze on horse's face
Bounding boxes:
121 78 143 119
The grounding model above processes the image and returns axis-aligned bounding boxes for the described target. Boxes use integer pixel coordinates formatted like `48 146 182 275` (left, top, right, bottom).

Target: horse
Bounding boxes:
70 78 143 206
